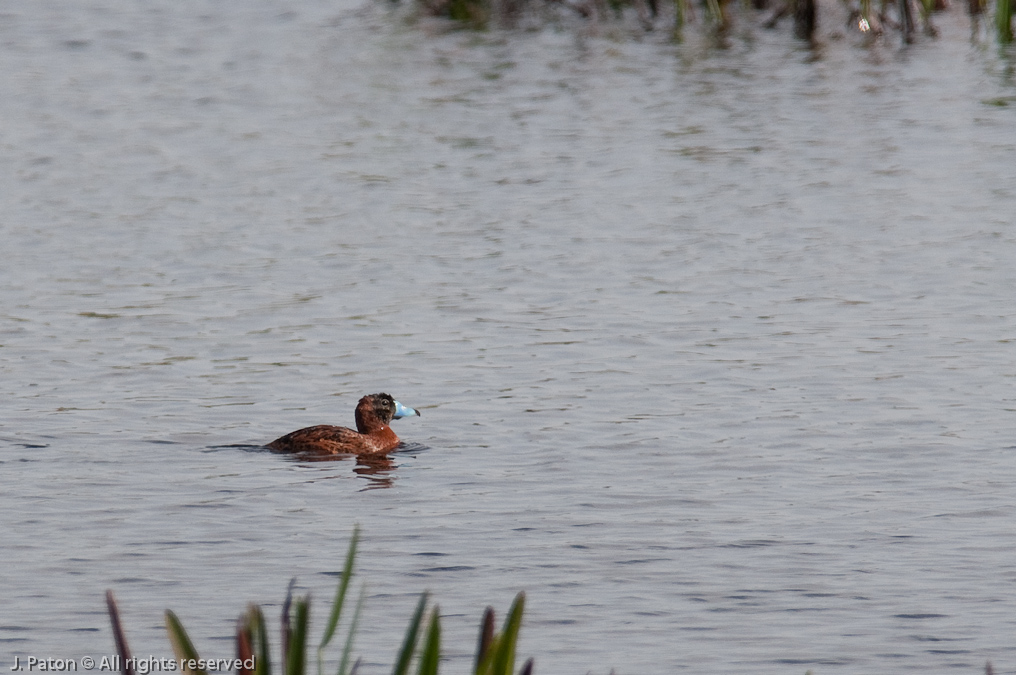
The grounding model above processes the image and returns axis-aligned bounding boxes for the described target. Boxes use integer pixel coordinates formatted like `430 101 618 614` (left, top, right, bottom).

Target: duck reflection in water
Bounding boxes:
267 393 420 456
293 451 399 490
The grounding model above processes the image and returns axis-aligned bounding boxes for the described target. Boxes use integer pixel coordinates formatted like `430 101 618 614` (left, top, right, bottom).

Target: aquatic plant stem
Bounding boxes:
337 586 366 675
105 591 136 675
319 526 360 675
998 0 1013 40
393 593 429 675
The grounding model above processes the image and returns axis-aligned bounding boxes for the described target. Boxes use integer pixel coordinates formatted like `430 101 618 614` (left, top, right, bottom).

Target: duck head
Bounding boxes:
355 393 420 433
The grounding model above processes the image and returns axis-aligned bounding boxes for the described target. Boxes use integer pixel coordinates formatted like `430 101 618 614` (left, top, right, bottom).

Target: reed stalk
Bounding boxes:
105 592 136 675
417 608 442 675
793 0 816 39
393 593 429 675
319 526 360 675
998 0 1014 40
672 0 692 37
105 530 532 675
237 604 271 675
166 611 206 675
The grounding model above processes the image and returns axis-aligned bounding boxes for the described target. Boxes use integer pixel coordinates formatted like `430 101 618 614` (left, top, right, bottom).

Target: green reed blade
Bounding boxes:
241 604 272 675
319 527 361 675
998 0 1013 41
473 607 495 675
416 607 441 675
393 592 429 675
705 0 723 24
337 585 366 675
490 593 525 675
673 0 688 34
165 611 207 675
282 579 296 661
474 635 499 675
256 606 273 675
286 597 310 675
322 527 360 645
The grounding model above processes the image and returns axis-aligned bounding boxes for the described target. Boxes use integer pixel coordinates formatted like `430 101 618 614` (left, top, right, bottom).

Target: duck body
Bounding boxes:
267 393 419 456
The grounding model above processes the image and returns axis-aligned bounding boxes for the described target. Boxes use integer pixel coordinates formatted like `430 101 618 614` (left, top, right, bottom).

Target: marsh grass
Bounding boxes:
106 527 532 675
997 0 1013 39
400 0 1013 45
101 529 999 675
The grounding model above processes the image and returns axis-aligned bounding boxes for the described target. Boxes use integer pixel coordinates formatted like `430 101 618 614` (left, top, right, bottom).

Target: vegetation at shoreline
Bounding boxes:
105 527 533 675
100 528 1005 675
404 0 1014 45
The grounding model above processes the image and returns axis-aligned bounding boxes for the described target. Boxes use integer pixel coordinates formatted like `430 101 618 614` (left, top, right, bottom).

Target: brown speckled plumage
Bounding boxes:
267 393 419 456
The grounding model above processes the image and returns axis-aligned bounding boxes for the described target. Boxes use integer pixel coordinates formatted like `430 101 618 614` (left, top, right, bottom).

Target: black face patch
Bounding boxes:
369 393 397 423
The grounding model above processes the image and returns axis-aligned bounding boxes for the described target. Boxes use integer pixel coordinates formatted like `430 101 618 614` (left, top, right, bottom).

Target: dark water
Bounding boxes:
2 1 1016 673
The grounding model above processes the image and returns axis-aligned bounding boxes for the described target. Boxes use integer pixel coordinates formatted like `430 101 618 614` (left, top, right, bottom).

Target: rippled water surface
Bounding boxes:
2 1 1016 672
